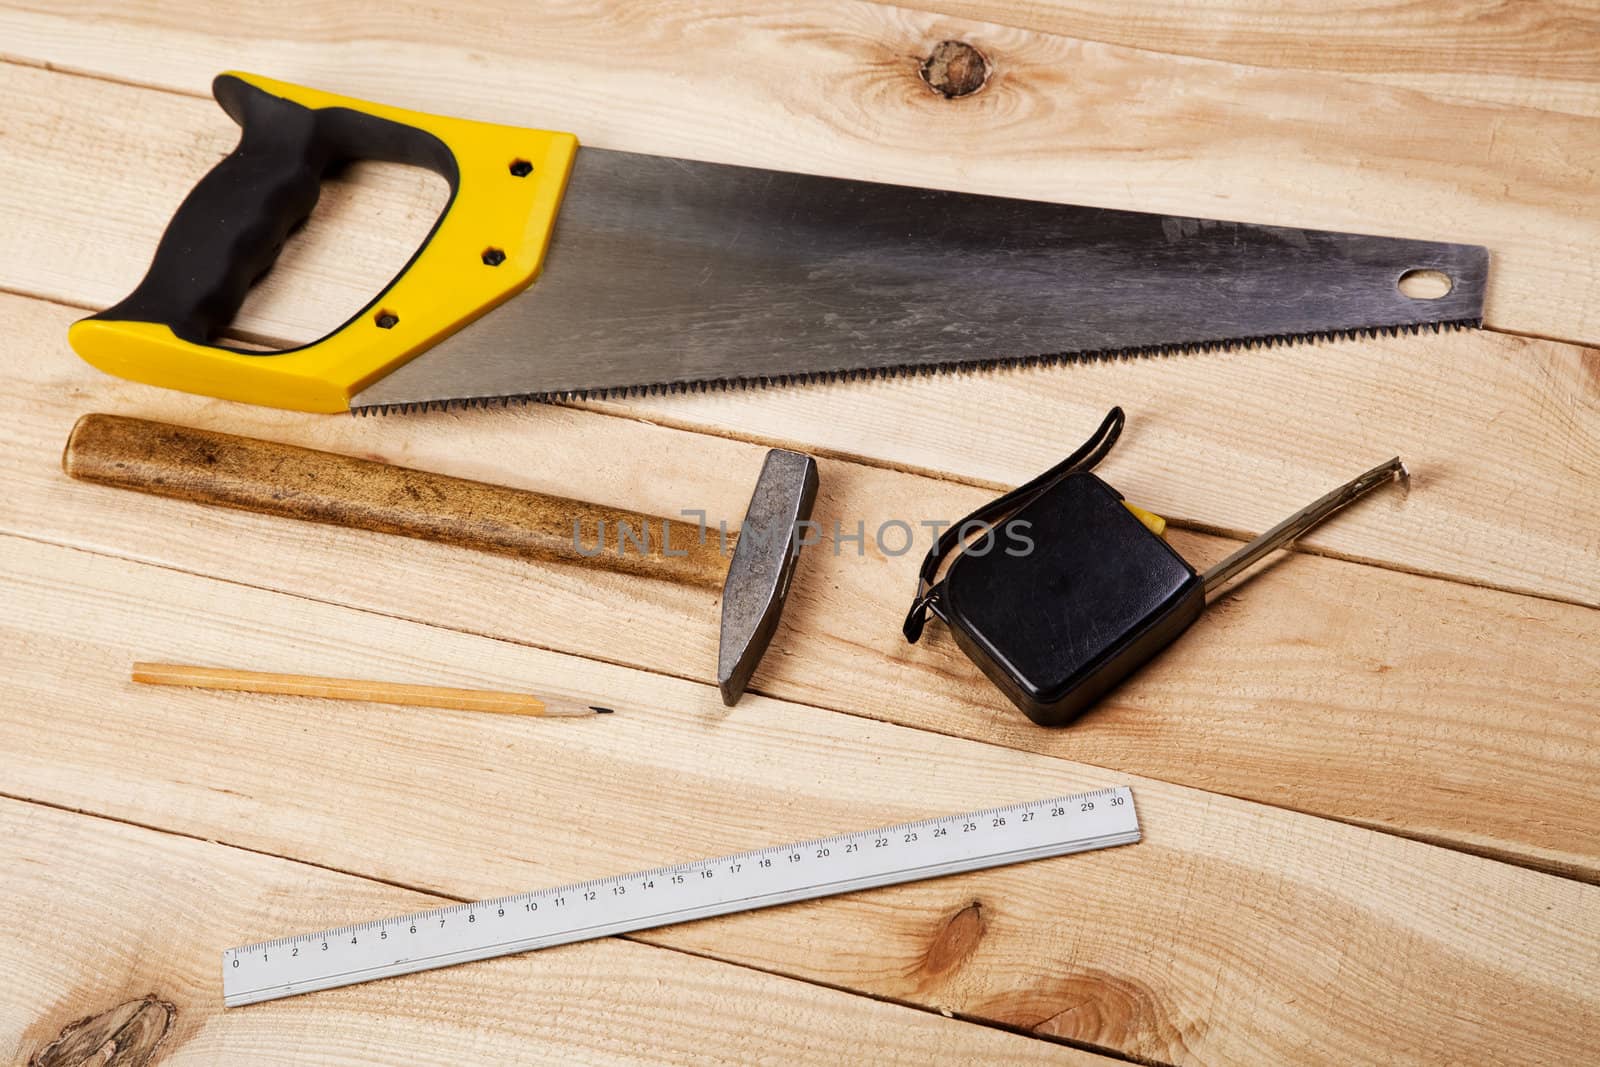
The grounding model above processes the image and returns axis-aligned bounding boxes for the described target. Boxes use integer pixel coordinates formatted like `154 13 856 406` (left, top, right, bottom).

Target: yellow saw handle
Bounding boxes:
68 72 577 412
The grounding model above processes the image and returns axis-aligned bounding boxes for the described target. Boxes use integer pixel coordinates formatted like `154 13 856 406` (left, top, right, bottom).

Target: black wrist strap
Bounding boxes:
902 406 1125 642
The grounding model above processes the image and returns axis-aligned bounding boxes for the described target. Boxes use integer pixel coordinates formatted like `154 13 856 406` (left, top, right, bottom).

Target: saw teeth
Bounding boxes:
351 319 1482 416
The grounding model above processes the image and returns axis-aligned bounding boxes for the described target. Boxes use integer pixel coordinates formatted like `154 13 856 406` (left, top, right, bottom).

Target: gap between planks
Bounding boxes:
1 793 1107 1066
578 396 1597 613
5 534 1596 1065
2 58 1595 609
0 267 1583 612
0 50 1559 357
4 526 1593 889
0 786 444 901
6 54 1593 883
2 289 1594 883
3 786 1082 1056
5 1 1599 346
0 527 712 705
0 48 211 101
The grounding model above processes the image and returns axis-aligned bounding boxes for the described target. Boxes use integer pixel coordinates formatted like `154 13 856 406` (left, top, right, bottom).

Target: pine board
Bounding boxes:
0 799 1097 1066
0 290 1594 883
1 3 1596 1063
0 5 1598 344
2 538 1597 1066
892 0 1600 117
1 61 1596 608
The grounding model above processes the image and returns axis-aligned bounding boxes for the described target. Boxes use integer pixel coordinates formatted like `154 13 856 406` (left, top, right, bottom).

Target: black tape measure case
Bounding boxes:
903 409 1203 726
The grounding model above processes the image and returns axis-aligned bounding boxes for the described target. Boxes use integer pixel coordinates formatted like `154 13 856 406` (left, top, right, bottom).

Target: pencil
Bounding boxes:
131 663 615 717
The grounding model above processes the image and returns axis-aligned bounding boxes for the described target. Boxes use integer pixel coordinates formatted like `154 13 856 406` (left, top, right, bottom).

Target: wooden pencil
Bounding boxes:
131 663 614 717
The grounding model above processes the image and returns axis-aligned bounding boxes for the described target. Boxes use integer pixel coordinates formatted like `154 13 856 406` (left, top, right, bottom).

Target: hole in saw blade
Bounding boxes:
1397 269 1452 299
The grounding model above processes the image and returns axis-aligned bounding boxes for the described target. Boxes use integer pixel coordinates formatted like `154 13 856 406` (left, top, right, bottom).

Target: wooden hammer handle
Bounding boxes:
62 414 730 588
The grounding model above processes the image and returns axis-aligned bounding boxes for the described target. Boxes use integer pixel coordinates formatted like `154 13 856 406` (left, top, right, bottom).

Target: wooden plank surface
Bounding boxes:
2 2 1599 346
891 0 1600 116
2 800 1096 1066
603 326 1600 607
0 0 1596 1062
2 537 1597 1066
1 290 1595 883
2 62 1598 611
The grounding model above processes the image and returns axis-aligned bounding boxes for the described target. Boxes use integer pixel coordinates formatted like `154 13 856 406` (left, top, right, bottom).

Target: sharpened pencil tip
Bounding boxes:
591 706 615 714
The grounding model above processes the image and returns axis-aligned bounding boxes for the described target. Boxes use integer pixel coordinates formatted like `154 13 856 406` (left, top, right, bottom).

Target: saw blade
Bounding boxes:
351 148 1486 414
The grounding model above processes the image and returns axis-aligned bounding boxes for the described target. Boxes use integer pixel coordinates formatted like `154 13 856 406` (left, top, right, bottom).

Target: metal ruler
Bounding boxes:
223 786 1139 1007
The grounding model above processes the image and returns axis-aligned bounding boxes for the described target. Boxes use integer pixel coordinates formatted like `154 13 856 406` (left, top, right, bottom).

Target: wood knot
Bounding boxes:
922 900 986 977
919 40 990 99
31 994 175 1066
1028 971 1197 1058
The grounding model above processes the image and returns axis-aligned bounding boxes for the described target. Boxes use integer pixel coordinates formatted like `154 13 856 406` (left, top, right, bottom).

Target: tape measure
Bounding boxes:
224 785 1139 1007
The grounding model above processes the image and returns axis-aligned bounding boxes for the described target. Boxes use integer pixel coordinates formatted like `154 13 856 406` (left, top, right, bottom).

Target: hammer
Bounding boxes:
62 414 819 705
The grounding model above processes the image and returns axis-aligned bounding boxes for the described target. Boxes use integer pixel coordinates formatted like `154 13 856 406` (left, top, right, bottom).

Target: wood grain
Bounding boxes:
890 0 1600 117
62 412 732 588
2 290 1594 881
3 62 1597 610
0 799 1094 1066
2 7 1596 1062
602 324 1600 610
1 9 1598 346
1 537 1596 1066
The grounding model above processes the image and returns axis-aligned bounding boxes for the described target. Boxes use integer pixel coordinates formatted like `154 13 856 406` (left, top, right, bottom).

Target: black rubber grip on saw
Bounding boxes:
91 73 458 346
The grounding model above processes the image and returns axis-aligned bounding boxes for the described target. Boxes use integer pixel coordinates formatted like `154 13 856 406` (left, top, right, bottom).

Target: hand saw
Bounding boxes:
70 72 1488 415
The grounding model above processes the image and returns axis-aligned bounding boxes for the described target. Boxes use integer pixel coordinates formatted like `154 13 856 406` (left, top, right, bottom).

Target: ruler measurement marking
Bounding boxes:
224 787 1136 1006
229 834 1139 998
252 792 1121 945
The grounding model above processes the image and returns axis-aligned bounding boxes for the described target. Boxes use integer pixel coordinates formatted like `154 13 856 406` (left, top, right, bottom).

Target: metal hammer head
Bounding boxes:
717 449 820 705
